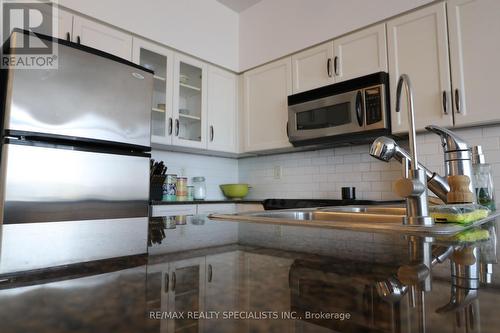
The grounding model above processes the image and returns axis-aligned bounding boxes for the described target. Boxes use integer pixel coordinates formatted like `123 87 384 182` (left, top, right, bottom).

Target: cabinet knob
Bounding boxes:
168 117 173 136
210 125 214 142
327 58 332 77
175 119 179 136
76 35 81 44
66 32 70 41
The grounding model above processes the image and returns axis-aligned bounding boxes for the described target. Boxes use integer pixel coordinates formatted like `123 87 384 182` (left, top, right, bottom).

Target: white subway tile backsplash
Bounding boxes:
152 150 238 200
362 172 381 181
239 124 500 202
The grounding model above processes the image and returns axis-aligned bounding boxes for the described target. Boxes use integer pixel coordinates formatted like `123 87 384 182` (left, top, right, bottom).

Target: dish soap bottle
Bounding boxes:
472 145 496 211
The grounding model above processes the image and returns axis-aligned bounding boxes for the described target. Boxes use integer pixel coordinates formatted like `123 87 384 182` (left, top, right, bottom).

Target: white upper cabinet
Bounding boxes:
132 38 174 146
207 66 238 153
291 42 334 94
448 0 500 127
56 9 74 41
387 2 453 134
172 53 208 149
291 24 387 94
72 16 132 60
7 5 73 40
243 57 293 152
333 23 388 82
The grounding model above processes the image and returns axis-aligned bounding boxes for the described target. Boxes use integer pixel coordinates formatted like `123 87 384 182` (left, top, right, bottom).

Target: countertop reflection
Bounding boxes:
1 217 500 333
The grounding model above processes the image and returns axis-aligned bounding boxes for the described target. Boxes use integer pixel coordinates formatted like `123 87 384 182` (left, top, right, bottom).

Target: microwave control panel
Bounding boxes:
364 86 383 125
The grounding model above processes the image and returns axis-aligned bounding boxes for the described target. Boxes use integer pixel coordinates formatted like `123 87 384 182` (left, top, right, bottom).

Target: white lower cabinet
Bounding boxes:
387 2 453 134
243 57 293 152
151 205 197 218
207 66 238 153
72 16 132 60
196 204 236 215
448 0 500 127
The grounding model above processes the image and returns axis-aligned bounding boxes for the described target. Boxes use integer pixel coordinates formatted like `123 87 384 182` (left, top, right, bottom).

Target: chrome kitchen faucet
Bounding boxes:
383 74 433 226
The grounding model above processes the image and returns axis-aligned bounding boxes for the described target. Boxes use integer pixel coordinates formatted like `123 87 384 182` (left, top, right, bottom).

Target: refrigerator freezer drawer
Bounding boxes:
0 217 148 275
2 142 149 224
3 31 153 148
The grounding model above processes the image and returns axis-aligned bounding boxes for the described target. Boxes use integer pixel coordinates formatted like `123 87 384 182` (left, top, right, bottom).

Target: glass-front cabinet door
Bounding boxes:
132 38 174 145
173 54 207 149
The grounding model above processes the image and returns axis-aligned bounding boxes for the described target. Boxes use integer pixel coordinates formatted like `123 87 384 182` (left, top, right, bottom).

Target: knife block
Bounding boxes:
150 175 166 201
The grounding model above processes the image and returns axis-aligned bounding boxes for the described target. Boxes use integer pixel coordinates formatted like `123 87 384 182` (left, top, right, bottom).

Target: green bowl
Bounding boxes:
219 184 250 199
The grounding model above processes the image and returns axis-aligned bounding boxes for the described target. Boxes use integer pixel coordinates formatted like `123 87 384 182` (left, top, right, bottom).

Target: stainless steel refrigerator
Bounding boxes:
0 30 153 275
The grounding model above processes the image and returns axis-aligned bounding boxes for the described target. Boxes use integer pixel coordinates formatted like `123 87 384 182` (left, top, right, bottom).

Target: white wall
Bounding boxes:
59 0 240 71
151 150 239 200
239 125 500 204
239 0 433 71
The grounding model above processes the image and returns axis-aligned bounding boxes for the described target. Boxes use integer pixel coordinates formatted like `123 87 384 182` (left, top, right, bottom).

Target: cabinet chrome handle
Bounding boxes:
454 89 461 113
334 56 339 76
327 58 332 77
442 91 448 115
171 272 176 292
210 125 214 142
286 121 289 137
175 119 179 136
164 273 169 294
76 36 81 44
66 32 70 41
168 117 173 135
207 264 213 283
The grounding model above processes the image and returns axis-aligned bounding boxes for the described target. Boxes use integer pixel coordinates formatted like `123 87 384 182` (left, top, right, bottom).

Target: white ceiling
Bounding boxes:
217 0 262 13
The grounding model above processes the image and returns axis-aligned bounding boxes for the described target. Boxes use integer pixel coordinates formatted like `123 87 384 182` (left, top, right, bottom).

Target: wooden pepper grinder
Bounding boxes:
447 175 474 204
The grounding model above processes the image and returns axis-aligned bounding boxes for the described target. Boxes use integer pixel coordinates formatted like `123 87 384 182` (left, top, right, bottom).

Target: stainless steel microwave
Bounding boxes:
287 72 391 146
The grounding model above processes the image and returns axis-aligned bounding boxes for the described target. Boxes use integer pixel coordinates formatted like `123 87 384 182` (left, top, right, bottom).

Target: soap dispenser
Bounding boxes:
472 146 496 211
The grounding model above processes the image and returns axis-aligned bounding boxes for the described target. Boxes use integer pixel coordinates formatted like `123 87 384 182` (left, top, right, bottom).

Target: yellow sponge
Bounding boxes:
430 204 490 224
453 229 490 242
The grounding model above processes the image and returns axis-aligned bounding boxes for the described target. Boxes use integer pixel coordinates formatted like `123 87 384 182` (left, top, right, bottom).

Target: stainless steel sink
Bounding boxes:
319 205 407 215
250 205 407 224
209 205 500 236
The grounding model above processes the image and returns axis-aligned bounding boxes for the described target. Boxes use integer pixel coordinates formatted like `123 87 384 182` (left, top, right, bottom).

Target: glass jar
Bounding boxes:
192 177 206 200
472 146 496 211
187 186 195 201
474 163 496 211
176 177 188 201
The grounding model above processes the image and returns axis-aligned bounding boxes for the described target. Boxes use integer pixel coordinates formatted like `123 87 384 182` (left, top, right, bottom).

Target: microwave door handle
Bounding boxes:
355 90 364 127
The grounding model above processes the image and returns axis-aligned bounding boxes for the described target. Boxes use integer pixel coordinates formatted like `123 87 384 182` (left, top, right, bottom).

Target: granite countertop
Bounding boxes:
2 217 500 333
150 199 263 205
